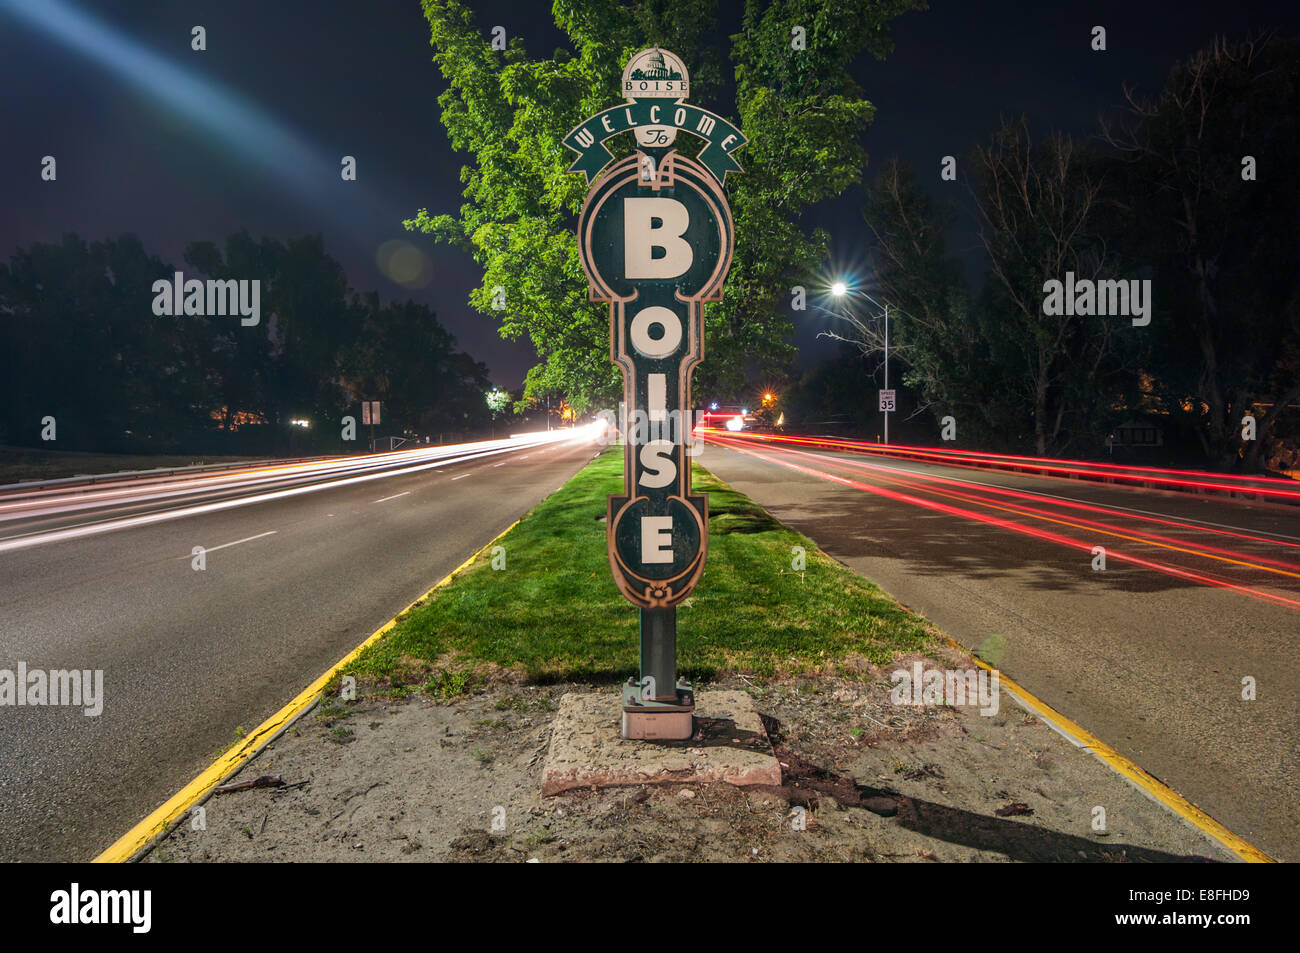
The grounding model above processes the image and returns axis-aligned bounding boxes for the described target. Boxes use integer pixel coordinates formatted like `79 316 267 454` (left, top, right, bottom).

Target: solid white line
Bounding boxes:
372 491 411 504
192 530 277 556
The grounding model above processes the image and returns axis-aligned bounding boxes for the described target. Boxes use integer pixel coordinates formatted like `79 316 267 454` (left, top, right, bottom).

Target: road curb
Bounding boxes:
950 637 1275 863
92 518 522 863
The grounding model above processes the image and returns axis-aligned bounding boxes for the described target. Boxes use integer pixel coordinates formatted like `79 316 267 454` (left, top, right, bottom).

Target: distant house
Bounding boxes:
1111 417 1164 448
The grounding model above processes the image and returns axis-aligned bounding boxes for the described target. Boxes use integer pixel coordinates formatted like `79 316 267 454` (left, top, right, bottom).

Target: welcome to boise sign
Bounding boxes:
566 48 743 735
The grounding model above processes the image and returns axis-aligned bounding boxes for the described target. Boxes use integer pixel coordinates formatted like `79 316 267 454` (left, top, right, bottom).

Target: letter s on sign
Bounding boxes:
638 440 676 488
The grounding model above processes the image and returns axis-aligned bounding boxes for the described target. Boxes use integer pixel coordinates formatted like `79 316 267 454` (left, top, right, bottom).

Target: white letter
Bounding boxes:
82 669 103 717
152 278 172 316
647 373 667 422
638 441 676 489
629 306 683 358
641 516 674 563
1042 279 1062 315
241 280 260 326
624 198 693 279
1130 279 1151 327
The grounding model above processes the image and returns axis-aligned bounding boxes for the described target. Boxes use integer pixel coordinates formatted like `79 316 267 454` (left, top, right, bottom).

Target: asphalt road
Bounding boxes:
698 435 1299 862
0 431 599 861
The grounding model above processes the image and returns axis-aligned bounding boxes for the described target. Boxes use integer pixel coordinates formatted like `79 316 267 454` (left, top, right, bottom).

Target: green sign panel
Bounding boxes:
568 46 742 610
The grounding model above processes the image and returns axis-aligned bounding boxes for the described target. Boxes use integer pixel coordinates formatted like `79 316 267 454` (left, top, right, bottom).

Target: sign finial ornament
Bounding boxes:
622 47 690 147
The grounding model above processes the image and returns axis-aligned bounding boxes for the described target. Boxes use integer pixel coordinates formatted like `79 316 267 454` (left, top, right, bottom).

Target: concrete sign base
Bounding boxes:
541 690 781 796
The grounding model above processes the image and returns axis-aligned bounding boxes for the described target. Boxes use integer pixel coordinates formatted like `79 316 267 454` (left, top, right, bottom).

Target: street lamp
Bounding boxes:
830 281 891 445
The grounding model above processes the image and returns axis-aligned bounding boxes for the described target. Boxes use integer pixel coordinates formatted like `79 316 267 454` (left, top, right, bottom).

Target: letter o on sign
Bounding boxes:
630 306 682 358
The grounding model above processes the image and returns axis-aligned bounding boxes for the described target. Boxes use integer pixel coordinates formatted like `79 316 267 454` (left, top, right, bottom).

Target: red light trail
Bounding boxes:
703 430 1300 612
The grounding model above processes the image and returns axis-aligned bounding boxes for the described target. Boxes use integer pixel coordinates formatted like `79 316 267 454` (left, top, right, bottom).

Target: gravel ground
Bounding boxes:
143 652 1236 863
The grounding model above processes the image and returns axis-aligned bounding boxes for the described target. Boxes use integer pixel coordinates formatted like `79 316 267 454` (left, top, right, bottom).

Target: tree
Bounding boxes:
969 119 1142 456
485 387 510 436
345 294 491 437
0 234 214 450
405 0 926 411
853 158 998 441
1101 34 1300 469
185 231 364 433
1 230 497 454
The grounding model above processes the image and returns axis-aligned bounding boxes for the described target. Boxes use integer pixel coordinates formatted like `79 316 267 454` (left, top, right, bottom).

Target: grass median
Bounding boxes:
345 446 939 694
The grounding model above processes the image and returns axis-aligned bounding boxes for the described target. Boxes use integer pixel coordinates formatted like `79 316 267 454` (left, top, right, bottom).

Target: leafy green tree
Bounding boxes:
406 0 926 412
1 230 496 454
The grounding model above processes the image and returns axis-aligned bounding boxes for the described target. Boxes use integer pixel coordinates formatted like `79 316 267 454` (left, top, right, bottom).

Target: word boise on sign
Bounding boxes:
566 47 744 739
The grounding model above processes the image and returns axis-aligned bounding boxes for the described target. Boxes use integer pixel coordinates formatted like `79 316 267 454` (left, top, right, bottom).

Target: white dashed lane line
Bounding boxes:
179 530 277 559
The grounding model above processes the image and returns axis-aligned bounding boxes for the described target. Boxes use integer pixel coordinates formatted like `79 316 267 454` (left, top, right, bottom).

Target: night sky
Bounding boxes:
3 0 1298 388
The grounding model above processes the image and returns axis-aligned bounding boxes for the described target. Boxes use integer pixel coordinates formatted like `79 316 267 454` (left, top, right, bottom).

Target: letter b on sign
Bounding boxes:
624 198 693 279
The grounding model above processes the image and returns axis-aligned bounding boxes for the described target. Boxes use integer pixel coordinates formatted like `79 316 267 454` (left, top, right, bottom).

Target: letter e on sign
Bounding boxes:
642 516 674 564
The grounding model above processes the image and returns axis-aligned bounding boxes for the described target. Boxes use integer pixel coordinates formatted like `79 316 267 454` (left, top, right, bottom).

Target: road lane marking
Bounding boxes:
953 637 1274 863
372 491 411 504
94 517 523 864
199 530 277 554
451 474 470 480
493 463 506 467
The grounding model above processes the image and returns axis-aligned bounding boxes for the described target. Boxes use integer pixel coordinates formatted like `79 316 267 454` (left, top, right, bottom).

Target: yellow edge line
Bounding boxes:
93 519 522 864
950 637 1274 863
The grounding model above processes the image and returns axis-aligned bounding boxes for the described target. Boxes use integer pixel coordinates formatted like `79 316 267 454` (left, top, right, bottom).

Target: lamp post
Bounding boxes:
831 283 891 445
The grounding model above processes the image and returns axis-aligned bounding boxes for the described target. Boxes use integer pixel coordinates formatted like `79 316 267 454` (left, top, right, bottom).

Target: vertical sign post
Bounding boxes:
361 401 380 452
565 48 745 739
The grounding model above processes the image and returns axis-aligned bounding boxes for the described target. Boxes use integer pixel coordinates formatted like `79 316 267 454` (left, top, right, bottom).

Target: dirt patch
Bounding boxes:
143 663 1236 863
